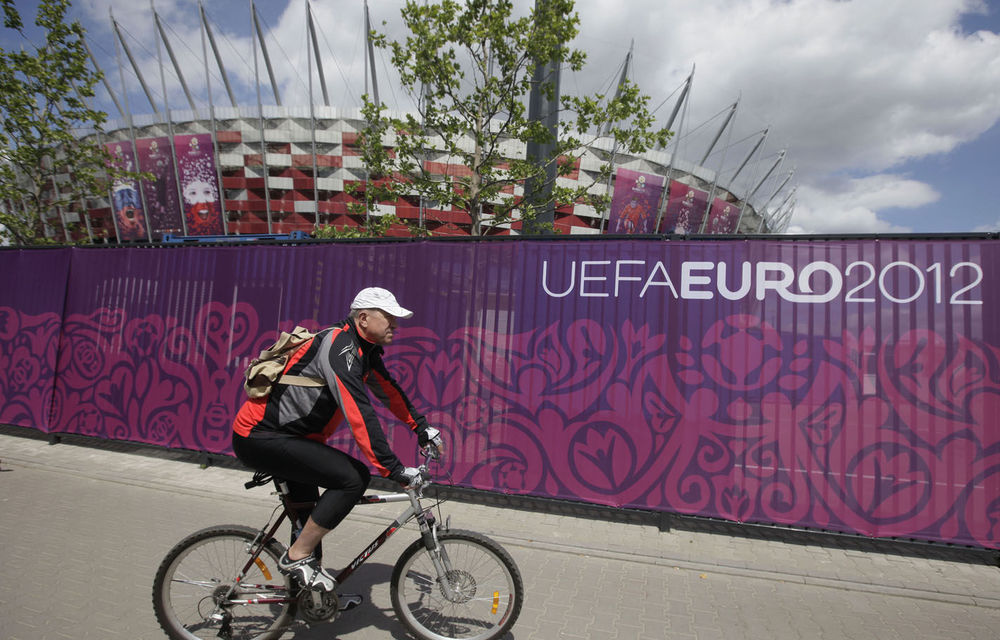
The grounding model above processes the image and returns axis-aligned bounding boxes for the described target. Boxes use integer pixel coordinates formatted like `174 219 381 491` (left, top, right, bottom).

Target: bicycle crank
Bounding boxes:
297 589 340 623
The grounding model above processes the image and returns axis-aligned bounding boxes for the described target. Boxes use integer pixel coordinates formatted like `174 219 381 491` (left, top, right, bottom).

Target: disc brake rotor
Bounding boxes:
441 569 477 604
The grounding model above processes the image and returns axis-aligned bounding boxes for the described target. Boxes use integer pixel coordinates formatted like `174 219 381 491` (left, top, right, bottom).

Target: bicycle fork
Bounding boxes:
408 492 461 602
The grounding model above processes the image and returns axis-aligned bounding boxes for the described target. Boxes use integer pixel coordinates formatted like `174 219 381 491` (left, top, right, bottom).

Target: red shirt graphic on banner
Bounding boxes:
607 169 664 235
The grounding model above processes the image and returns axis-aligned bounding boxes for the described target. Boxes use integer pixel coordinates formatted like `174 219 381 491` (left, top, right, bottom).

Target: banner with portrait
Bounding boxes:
104 141 148 242
660 180 708 234
135 137 183 239
704 198 740 234
174 134 224 236
606 169 664 235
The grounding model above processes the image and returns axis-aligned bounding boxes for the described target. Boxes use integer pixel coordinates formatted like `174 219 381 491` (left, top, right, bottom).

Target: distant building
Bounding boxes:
13 4 794 243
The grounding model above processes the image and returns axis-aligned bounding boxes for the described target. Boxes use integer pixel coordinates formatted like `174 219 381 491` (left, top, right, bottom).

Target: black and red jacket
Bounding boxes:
233 317 427 482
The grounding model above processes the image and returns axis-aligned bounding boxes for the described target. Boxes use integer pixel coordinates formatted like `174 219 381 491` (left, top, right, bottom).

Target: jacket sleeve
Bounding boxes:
320 331 405 481
366 351 428 435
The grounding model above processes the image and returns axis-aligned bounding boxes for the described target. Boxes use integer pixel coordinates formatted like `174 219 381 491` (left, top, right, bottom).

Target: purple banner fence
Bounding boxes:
1 238 998 548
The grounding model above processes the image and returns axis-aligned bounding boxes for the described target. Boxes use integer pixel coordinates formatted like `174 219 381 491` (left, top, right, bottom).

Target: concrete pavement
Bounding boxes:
1 425 998 639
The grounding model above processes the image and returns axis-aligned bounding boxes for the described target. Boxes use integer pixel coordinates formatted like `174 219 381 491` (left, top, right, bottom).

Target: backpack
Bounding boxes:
243 326 326 398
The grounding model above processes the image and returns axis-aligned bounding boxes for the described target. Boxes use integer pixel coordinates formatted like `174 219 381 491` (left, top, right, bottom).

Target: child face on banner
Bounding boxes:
113 187 144 236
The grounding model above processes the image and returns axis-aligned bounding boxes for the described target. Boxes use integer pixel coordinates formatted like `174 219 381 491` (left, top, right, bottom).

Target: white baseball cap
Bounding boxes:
350 287 413 319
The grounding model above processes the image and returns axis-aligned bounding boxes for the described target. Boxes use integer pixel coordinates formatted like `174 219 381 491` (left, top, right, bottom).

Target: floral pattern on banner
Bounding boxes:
4 303 998 548
49 303 266 452
381 314 1000 549
0 307 62 429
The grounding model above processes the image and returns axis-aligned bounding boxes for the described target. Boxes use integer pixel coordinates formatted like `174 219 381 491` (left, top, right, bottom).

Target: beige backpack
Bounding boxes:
243 326 326 398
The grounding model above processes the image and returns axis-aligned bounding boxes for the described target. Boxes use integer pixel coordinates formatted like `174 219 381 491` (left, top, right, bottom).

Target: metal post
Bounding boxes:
111 10 154 241
153 2 188 236
307 0 320 230
307 2 330 107
153 9 197 112
83 36 125 119
252 2 282 106
112 16 160 116
699 100 738 167
364 0 380 106
48 175 73 242
522 0 561 234
250 0 273 233
655 74 691 233
662 65 693 140
199 2 228 228
201 3 237 107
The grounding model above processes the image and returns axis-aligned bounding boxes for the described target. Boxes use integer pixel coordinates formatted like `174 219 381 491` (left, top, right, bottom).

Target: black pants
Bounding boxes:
232 432 371 530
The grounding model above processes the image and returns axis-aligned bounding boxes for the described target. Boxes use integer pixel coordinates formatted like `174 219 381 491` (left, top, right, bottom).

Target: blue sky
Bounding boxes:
4 0 1000 234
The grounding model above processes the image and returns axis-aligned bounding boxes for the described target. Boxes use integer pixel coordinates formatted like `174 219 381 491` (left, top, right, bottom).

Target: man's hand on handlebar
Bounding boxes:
419 426 445 460
399 466 429 489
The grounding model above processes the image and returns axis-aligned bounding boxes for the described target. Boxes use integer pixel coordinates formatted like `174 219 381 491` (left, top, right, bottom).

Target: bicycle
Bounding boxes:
152 451 523 640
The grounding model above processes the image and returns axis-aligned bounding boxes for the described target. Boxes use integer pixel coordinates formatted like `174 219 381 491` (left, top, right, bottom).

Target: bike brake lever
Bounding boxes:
421 444 442 461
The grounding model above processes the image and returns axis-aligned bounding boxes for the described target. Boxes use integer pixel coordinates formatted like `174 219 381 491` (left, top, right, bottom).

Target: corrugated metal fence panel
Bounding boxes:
1 237 997 548
0 248 71 431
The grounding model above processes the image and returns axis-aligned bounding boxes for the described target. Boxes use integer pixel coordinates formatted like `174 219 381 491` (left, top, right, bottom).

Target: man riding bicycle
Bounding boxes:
231 287 443 597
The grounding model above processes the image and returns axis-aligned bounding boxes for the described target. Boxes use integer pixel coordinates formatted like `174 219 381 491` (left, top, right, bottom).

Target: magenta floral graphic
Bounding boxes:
43 302 261 451
2 296 998 549
0 307 62 428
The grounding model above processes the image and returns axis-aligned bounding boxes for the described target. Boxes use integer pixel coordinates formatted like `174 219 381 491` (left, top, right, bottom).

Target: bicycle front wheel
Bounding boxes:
391 529 523 640
152 525 295 640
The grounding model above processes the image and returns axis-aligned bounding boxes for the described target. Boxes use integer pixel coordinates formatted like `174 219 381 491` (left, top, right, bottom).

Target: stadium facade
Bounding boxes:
21 3 796 243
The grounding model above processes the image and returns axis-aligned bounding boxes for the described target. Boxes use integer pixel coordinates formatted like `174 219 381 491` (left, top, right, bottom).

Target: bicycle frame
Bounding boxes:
227 476 448 608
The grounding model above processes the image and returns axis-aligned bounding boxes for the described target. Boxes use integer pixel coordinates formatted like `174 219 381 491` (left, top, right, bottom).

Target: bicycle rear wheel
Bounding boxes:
391 530 523 640
152 525 295 640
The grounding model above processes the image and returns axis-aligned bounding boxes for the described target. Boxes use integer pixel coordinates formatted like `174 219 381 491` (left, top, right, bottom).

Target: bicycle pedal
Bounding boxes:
338 594 363 611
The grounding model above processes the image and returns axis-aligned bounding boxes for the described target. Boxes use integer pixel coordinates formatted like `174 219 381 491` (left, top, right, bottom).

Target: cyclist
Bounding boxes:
231 286 443 596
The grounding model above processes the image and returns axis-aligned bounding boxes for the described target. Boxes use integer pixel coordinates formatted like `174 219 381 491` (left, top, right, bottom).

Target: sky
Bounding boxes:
4 0 1000 234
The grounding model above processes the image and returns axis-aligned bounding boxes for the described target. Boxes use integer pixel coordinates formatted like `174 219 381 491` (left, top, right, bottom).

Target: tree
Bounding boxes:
358 0 671 236
0 0 124 245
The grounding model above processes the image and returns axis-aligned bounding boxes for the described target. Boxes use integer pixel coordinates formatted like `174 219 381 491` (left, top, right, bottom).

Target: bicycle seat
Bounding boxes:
244 472 273 489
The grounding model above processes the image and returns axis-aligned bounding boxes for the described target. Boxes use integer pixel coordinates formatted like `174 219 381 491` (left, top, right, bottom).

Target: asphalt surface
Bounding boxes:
1 425 998 640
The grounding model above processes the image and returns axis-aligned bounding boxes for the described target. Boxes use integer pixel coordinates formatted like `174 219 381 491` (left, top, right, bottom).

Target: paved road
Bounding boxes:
1 427 998 639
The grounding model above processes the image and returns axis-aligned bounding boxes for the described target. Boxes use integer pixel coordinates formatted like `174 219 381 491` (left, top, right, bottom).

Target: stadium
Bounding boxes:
33 2 797 243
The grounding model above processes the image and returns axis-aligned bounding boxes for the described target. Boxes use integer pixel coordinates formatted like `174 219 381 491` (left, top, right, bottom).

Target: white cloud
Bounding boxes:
575 0 1000 167
790 174 940 234
572 0 1000 231
973 217 1000 232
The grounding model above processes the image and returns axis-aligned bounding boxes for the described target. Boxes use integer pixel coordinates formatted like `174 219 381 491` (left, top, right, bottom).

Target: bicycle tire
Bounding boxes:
390 529 523 640
152 525 296 640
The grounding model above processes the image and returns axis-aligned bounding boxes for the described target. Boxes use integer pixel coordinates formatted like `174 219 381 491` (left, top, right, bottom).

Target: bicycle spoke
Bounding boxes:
392 531 523 640
153 526 294 640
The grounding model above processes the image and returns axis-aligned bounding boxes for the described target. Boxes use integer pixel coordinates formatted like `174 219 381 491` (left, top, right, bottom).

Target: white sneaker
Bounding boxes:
277 550 337 592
